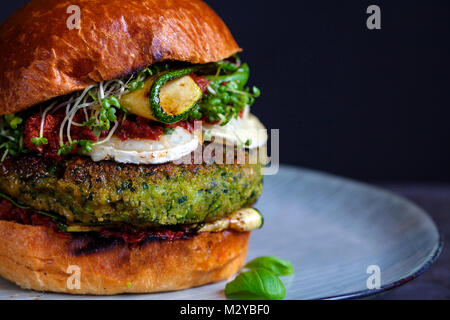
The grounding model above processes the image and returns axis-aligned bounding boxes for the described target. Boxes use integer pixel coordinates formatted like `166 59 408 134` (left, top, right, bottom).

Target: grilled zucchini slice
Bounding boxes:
120 67 203 123
198 208 263 233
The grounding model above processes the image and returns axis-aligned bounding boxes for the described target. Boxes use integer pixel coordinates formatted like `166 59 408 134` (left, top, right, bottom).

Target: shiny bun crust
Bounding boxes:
0 0 241 116
0 220 249 295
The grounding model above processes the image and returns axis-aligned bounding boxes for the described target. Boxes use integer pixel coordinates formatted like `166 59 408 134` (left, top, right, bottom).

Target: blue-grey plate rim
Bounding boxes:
323 235 444 300
278 165 444 300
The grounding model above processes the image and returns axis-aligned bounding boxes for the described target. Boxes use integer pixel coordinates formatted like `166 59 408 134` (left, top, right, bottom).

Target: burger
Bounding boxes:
0 0 268 295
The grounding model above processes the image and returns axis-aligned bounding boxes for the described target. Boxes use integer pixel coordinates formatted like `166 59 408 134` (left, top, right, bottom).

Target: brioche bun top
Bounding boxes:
0 0 241 116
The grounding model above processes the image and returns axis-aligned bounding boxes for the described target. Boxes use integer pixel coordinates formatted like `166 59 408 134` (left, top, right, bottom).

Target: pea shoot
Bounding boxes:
4 114 23 129
190 61 261 125
79 140 94 154
31 137 48 147
81 95 125 139
57 140 78 156
127 63 171 92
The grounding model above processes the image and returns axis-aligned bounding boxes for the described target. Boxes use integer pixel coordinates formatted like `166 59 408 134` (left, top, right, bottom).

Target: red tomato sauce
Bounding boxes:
0 198 62 233
116 116 164 141
24 111 99 159
116 117 195 141
23 111 196 158
99 229 188 245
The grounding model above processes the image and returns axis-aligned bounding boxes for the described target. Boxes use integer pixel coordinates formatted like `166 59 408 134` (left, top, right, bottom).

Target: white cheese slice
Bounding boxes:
90 126 199 165
203 112 268 149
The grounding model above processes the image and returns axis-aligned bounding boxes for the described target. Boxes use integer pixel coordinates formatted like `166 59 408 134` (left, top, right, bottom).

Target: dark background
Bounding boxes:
0 0 448 301
1 1 449 182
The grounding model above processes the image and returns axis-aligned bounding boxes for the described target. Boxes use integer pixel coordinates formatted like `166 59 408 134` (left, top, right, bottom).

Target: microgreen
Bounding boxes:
4 114 23 129
31 137 48 147
191 61 261 125
0 114 28 161
88 89 98 102
76 95 125 146
127 63 171 93
188 105 203 120
128 80 145 92
216 55 241 72
79 140 94 154
58 140 78 156
58 139 94 156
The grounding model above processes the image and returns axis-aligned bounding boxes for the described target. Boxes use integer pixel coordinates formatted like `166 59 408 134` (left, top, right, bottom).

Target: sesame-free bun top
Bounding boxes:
0 0 241 116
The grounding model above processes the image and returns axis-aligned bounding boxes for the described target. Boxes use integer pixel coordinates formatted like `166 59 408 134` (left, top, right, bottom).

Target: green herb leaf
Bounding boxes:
245 256 294 277
225 268 286 300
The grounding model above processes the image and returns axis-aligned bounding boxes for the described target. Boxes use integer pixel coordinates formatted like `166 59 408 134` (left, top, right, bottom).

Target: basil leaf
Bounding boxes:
225 268 286 300
245 256 294 276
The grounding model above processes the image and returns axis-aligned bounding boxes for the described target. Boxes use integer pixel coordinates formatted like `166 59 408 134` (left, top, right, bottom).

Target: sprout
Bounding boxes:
192 62 261 126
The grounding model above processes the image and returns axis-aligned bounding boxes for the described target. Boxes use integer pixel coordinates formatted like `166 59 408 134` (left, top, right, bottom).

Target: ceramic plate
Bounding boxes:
0 165 442 300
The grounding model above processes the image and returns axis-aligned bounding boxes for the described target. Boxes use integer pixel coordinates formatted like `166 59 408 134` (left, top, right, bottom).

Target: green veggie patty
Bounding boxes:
0 153 263 227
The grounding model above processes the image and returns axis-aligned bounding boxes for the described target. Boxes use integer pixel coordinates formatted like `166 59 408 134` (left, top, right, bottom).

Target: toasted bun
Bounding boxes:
0 220 249 295
0 0 241 116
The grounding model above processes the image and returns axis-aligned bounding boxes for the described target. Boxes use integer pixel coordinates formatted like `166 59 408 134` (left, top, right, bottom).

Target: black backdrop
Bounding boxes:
1 1 449 182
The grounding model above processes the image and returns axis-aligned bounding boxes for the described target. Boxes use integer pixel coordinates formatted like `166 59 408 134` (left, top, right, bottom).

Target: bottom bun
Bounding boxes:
0 220 249 295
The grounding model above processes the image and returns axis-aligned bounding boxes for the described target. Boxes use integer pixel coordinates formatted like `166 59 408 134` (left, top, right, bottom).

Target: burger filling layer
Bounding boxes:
0 57 266 165
0 57 265 241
